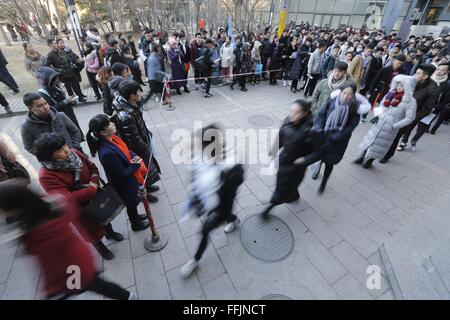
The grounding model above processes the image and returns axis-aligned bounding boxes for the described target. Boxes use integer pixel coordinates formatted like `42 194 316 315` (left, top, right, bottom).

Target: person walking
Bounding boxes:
0 48 20 94
260 100 314 219
304 42 326 97
385 64 439 158
21 92 82 156
296 84 370 193
356 75 417 168
321 46 340 80
34 133 123 260
411 63 450 144
0 181 136 300
23 43 45 78
180 125 244 278
86 114 149 232
168 38 190 95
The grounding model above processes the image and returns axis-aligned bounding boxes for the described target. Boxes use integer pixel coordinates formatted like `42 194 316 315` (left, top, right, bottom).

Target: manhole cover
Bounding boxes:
248 115 274 128
261 294 294 300
240 215 294 262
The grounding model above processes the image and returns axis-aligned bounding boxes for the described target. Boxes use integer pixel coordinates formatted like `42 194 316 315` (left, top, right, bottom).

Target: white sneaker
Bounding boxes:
128 291 137 300
155 96 160 103
288 80 292 86
181 259 198 278
283 80 287 87
224 218 240 234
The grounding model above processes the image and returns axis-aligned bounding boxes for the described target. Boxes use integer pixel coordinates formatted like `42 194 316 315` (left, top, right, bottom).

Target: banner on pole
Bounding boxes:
228 16 233 37
65 0 83 39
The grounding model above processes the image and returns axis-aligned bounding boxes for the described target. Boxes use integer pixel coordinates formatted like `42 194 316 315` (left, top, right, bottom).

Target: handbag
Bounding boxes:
255 63 263 75
75 174 125 226
2 158 30 184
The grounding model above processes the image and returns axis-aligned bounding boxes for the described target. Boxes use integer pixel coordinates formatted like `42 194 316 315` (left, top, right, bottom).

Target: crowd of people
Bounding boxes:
1 22 450 299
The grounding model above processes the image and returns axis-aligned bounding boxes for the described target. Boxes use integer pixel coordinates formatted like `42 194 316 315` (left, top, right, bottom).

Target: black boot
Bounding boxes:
184 86 190 93
354 156 365 165
146 185 160 193
104 223 124 242
362 158 374 169
379 157 389 164
176 88 182 95
96 241 114 260
131 220 149 232
147 193 159 203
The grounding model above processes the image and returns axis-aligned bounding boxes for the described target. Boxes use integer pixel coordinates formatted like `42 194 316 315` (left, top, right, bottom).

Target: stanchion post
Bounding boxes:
138 186 168 252
164 79 176 111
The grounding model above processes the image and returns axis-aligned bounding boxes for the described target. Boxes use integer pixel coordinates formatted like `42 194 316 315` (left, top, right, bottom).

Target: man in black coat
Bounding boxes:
0 48 19 94
112 80 161 203
382 64 439 162
367 53 406 106
105 39 123 67
260 34 272 80
45 39 85 102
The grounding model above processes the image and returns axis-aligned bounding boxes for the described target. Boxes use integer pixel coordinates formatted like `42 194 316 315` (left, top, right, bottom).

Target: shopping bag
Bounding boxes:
255 63 263 75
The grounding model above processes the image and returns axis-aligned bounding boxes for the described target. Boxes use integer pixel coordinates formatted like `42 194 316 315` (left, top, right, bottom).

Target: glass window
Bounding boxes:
334 0 356 15
316 0 336 14
299 0 317 12
297 14 315 25
350 15 366 28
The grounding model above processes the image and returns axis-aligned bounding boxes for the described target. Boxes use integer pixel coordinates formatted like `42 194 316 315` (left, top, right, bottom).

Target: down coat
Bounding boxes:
359 75 417 159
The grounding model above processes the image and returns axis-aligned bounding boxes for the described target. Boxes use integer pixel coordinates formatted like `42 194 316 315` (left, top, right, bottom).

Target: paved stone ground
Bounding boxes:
1 80 450 300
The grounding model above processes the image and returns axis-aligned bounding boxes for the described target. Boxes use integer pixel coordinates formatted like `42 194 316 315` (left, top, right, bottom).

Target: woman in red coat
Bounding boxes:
35 133 123 260
0 180 135 299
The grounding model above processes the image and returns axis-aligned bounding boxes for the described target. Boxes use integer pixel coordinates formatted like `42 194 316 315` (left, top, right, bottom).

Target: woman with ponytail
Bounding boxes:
87 114 149 231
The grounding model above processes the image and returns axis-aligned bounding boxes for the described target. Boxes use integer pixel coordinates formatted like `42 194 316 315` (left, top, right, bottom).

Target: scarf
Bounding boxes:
431 73 448 86
324 96 351 132
383 90 404 107
41 150 83 172
328 72 347 91
24 50 41 61
110 135 148 185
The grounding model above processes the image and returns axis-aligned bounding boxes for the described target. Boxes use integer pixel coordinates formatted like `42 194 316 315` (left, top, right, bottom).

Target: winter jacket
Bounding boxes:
45 49 76 81
85 50 100 73
412 78 439 122
363 55 383 92
307 90 370 165
321 55 338 79
368 65 404 103
38 149 104 242
108 75 126 97
289 46 313 80
0 49 8 67
307 49 325 75
35 67 83 135
146 52 167 82
112 96 152 162
21 196 97 298
251 41 262 64
359 75 417 159
220 43 234 68
311 73 354 114
21 107 82 156
105 48 122 66
98 140 141 208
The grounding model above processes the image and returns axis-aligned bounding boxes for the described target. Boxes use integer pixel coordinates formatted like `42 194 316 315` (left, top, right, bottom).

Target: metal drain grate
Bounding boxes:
240 215 294 262
248 115 274 128
261 294 294 300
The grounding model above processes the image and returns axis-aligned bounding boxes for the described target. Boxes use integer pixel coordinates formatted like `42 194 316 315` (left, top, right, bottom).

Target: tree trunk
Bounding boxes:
0 24 12 46
233 0 242 30
53 0 64 30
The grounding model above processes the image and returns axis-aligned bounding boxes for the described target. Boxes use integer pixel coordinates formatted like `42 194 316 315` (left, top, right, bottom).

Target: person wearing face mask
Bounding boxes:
294 84 370 194
382 64 439 161
348 44 374 90
356 75 417 168
260 100 314 220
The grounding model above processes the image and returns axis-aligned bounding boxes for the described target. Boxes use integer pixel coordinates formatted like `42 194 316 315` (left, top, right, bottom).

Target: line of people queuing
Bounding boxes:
2 23 450 299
